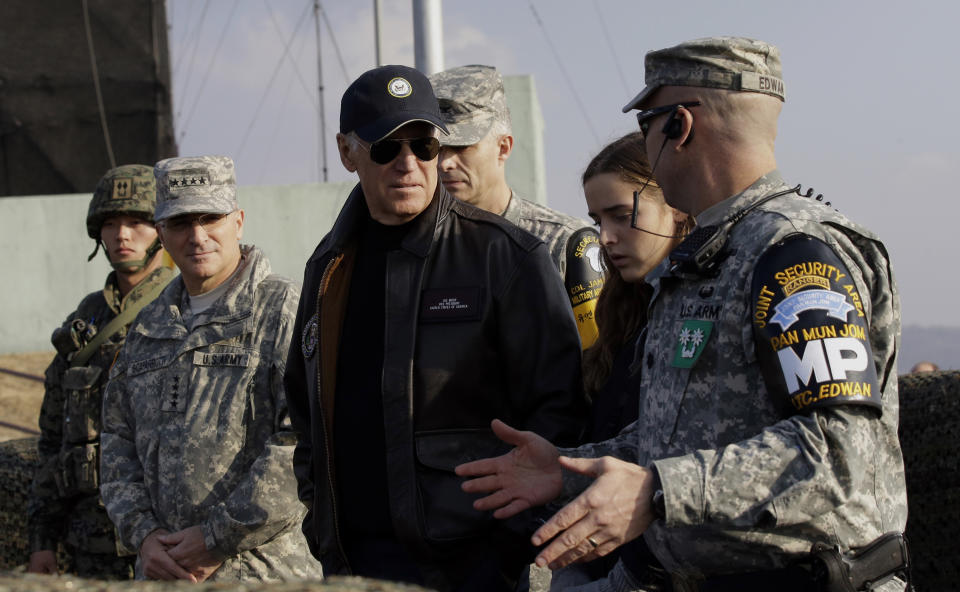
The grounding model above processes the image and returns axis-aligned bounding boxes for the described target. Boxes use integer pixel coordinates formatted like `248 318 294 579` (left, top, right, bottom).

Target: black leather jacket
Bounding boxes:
285 183 587 590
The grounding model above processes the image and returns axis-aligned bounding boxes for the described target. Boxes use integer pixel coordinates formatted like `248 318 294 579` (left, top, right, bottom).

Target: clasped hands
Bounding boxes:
455 419 658 570
140 525 223 582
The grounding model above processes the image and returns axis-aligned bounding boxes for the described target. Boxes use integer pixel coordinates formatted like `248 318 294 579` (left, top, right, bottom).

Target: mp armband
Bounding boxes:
565 227 604 350
751 234 881 415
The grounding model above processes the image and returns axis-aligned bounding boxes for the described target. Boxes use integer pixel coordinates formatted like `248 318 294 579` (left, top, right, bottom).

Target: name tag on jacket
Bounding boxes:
420 287 482 322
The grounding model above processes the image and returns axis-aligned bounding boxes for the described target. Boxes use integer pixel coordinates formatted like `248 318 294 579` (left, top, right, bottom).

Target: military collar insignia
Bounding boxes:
301 313 319 360
672 319 713 368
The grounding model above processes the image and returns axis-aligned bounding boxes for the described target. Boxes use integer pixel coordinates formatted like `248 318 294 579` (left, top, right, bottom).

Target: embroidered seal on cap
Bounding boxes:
388 77 412 98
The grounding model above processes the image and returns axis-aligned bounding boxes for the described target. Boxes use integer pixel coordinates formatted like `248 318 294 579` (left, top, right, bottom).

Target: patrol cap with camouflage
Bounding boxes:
153 155 239 222
622 36 785 112
430 65 511 146
87 164 157 239
340 64 448 143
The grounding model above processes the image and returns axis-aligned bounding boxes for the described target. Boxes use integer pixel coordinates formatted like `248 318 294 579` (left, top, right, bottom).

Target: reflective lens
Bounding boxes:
635 101 701 136
162 212 231 234
368 137 440 164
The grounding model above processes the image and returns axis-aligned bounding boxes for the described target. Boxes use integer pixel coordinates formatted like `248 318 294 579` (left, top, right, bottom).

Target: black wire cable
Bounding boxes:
265 0 319 110
235 0 314 160
178 0 241 141
592 0 632 96
82 0 116 168
173 0 212 127
318 0 351 84
528 1 601 145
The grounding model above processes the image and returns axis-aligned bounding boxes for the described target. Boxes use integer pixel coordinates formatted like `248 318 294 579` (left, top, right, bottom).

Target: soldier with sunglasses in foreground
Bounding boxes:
100 156 322 582
285 65 587 592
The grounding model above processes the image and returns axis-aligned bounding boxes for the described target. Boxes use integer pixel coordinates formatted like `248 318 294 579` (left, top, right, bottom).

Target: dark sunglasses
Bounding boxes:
161 211 233 234
635 101 701 136
362 136 441 165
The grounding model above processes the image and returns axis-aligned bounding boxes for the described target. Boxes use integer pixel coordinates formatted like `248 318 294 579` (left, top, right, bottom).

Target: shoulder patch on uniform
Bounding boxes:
751 234 880 415
301 313 319 360
565 227 604 349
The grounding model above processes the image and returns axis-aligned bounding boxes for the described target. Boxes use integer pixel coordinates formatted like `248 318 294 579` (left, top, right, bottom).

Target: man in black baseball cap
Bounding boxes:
286 64 588 591
340 64 449 143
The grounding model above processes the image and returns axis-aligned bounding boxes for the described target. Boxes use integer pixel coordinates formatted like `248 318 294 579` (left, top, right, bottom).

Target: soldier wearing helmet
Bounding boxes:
27 164 176 579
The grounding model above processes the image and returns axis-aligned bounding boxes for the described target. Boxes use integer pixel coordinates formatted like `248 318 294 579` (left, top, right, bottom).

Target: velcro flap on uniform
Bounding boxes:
62 365 102 390
419 287 482 322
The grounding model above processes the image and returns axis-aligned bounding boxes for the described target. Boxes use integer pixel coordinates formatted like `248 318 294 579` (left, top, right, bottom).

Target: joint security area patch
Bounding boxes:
751 234 880 415
565 227 605 349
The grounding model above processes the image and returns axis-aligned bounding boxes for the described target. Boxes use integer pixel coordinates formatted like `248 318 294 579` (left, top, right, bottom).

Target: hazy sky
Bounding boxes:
166 0 960 329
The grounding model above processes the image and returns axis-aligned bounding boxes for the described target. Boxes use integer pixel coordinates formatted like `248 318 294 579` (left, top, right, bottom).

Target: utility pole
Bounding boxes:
313 0 328 182
374 0 383 66
412 0 443 74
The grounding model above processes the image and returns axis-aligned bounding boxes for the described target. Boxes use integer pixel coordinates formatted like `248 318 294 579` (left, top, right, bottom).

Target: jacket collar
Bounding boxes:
135 245 265 339
324 180 451 260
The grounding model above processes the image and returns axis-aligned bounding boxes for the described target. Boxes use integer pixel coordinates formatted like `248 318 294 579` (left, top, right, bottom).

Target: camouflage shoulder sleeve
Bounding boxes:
564 227 604 350
751 234 880 416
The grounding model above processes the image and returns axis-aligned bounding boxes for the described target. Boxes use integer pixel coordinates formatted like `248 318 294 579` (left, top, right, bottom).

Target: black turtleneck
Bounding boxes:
334 212 423 583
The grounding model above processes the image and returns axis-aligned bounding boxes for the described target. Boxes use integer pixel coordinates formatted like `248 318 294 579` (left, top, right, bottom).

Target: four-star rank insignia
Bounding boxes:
672 319 713 368
168 168 210 192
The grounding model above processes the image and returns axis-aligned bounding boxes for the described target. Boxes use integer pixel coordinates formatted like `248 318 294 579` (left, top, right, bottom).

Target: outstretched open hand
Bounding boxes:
455 419 563 518
531 456 657 570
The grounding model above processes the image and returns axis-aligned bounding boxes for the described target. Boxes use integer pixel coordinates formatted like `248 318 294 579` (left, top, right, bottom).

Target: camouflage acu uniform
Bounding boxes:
100 246 322 582
562 172 906 590
28 266 174 579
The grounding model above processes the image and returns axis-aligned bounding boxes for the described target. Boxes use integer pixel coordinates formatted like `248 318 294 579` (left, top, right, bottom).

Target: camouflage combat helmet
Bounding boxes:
86 164 162 269
87 164 157 238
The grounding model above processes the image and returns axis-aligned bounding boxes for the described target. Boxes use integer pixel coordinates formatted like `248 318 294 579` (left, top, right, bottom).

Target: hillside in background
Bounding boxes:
900 325 959 373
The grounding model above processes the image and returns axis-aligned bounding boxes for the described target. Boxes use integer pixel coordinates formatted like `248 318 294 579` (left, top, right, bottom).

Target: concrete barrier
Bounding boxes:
0 181 354 355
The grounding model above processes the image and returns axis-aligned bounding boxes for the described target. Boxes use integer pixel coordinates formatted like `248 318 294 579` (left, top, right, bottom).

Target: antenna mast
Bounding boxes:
314 0 328 182
412 0 443 74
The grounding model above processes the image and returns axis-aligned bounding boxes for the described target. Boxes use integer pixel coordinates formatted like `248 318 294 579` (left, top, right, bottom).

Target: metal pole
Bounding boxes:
374 0 383 66
412 0 443 74
314 0 328 182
